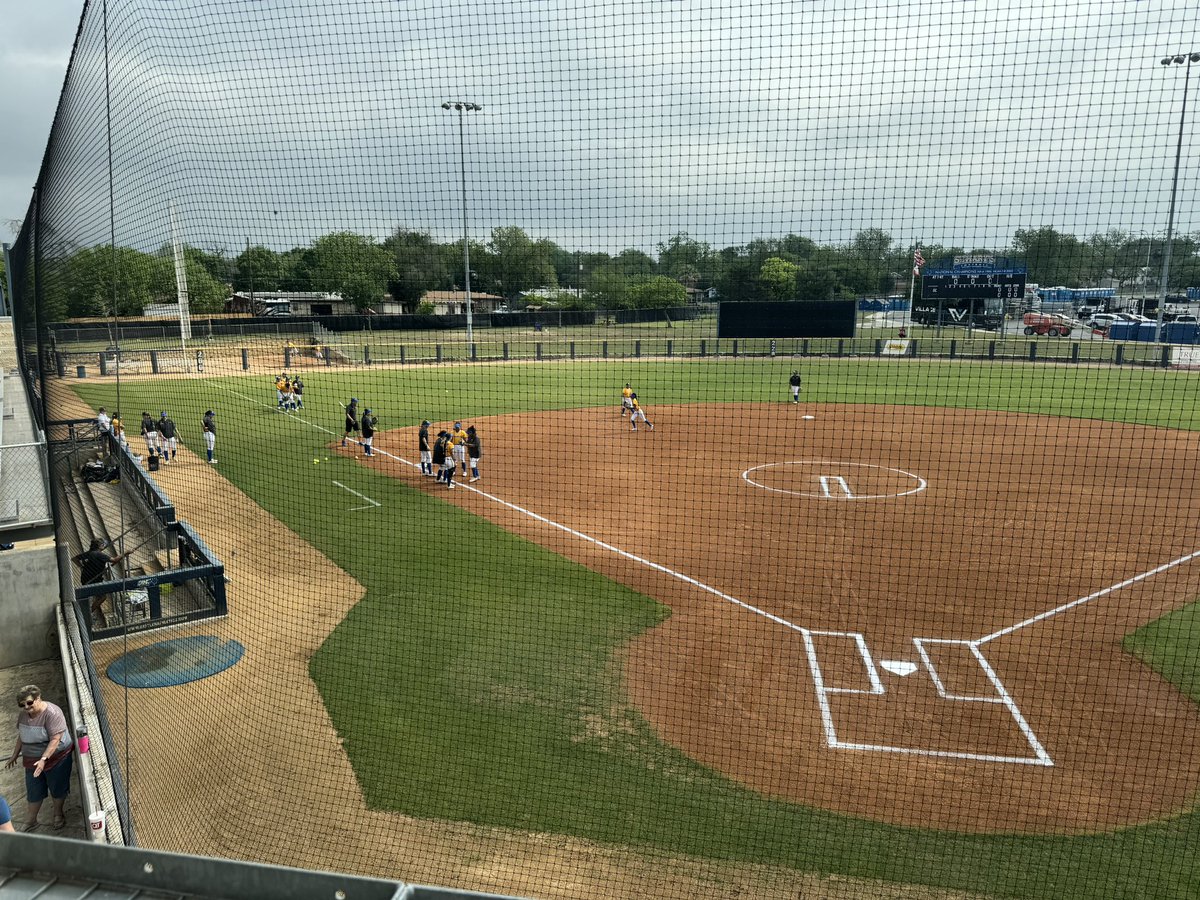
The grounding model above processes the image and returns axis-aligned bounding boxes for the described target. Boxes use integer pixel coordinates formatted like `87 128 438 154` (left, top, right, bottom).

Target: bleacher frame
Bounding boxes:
48 419 228 640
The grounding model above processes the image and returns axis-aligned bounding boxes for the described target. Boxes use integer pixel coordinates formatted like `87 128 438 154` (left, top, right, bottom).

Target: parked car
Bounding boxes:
1174 314 1198 325
1077 305 1105 319
1088 313 1120 330
1117 313 1152 323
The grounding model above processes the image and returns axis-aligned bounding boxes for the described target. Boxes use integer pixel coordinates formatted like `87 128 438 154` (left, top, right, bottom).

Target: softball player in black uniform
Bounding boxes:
433 431 455 487
202 410 217 464
140 412 159 456
342 399 359 447
418 421 432 475
157 412 178 462
361 409 377 456
466 426 482 482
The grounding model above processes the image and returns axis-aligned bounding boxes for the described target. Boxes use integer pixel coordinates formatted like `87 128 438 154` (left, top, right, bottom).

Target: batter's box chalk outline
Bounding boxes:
803 630 1053 766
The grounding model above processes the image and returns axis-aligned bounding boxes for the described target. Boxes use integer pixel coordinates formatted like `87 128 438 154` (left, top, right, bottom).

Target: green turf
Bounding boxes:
1125 603 1200 704
72 358 1200 900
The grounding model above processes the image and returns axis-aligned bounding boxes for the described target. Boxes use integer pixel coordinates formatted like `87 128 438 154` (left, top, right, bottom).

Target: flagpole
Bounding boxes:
908 242 921 334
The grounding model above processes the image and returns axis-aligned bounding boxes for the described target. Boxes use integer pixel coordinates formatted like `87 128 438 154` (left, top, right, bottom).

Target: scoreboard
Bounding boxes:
913 256 1026 329
921 272 1025 301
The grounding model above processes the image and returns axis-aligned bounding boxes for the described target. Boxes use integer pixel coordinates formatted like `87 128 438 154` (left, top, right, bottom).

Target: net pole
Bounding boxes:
169 203 192 356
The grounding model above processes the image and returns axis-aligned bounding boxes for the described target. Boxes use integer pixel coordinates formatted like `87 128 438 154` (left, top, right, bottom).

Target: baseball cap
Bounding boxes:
467 425 476 433
351 397 358 403
365 408 372 414
454 421 461 428
160 411 167 417
421 420 430 427
205 410 213 416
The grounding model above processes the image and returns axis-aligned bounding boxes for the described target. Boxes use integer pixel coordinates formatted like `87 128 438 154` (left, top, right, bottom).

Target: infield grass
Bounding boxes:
73 356 1200 900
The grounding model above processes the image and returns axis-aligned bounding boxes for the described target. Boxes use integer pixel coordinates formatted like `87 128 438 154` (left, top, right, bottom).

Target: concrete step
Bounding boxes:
60 480 99 549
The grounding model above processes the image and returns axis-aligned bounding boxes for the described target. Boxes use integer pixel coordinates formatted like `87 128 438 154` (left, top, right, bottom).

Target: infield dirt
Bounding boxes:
59 380 1200 895
372 403 1200 835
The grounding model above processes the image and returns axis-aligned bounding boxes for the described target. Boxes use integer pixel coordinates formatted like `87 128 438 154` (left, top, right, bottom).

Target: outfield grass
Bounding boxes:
72 357 1200 900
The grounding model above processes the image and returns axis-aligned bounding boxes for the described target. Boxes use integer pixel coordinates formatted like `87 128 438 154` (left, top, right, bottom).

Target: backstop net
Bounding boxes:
7 1 1200 897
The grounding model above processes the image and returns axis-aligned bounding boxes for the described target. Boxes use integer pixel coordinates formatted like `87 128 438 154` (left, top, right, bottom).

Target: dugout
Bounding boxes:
47 420 228 641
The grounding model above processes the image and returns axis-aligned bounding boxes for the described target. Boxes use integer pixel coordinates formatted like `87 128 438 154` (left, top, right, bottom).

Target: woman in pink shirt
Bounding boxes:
4 685 73 831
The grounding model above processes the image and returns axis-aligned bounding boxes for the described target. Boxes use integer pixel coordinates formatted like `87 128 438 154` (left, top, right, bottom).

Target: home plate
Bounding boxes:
881 660 918 676
802 415 815 420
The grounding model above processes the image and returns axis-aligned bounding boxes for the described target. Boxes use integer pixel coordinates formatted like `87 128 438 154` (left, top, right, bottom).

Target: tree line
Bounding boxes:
23 224 1200 320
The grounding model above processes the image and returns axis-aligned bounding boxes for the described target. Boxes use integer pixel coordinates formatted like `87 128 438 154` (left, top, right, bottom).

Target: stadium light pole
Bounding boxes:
442 101 483 345
1156 52 1200 339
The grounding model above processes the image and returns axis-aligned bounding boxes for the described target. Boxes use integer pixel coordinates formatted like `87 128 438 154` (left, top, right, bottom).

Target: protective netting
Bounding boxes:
7 0 1200 897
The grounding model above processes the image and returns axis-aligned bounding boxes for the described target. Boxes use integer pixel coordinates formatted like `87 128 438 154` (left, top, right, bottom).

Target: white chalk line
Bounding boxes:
975 547 1200 644
212 384 1084 766
742 460 927 500
332 480 381 511
819 475 853 498
806 630 1051 765
217 386 811 634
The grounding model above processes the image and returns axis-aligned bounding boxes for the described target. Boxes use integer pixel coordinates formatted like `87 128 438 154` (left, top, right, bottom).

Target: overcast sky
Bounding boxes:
0 1 80 239
3 0 1199 256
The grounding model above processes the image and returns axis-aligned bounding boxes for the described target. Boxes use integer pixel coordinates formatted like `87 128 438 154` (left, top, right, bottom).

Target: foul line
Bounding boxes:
214 384 1065 766
216 386 810 634
975 547 1200 645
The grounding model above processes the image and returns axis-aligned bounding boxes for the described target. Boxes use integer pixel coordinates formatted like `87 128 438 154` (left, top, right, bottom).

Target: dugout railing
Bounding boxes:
47 419 227 641
73 521 228 640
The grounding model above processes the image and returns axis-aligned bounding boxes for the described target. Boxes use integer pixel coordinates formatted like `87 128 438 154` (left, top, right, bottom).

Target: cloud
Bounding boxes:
5 0 1200 255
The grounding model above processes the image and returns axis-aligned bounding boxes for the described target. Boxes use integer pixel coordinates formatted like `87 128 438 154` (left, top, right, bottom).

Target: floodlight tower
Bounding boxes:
1156 52 1200 338
441 101 483 344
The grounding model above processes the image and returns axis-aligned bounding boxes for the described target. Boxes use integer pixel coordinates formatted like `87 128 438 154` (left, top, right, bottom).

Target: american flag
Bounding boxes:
913 248 925 276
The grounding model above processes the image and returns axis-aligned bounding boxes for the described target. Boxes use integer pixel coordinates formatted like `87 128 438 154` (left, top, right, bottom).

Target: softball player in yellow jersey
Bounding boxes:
621 384 634 417
450 422 468 470
629 395 653 431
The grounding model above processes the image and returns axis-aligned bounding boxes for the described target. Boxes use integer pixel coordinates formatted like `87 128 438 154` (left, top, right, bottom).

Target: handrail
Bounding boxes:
104 432 176 526
55 602 106 842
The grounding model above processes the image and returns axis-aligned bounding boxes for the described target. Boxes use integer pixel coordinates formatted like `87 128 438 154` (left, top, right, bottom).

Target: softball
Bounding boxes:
313 458 320 464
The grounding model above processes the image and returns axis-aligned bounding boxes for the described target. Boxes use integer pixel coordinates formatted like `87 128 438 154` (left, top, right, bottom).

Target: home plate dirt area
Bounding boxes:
360 403 1200 835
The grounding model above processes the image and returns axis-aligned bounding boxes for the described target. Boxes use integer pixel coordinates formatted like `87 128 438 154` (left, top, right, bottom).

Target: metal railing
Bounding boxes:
104 432 176 527
0 440 52 526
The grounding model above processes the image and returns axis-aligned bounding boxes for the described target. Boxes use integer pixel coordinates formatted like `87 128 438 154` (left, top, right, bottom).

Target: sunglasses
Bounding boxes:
17 700 35 708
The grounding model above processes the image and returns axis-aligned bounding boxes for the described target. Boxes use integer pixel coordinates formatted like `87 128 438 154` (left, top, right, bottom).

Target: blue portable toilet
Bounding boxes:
1107 323 1136 341
1164 322 1198 344
1137 322 1159 342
